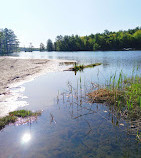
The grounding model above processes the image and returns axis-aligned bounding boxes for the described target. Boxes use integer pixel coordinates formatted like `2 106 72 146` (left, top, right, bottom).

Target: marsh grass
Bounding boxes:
88 69 141 121
0 110 41 130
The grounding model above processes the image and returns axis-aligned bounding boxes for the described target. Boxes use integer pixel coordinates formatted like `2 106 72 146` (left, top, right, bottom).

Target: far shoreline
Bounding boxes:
15 49 141 53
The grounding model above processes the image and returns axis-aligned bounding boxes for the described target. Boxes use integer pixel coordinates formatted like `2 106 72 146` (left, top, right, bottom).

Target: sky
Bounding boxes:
0 0 141 47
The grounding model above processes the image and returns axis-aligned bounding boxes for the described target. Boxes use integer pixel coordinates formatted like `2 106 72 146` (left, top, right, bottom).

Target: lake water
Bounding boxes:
0 51 141 158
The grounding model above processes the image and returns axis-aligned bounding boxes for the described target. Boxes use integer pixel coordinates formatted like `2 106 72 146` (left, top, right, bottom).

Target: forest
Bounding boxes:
51 27 141 51
42 27 141 51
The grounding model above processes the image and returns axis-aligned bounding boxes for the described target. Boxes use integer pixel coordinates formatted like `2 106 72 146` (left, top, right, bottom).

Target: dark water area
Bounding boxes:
0 51 141 158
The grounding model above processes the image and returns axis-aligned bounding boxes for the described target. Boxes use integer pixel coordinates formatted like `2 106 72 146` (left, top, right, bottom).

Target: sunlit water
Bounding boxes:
0 51 141 158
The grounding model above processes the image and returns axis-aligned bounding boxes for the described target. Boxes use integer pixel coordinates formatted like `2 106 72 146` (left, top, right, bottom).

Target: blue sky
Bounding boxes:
0 0 140 47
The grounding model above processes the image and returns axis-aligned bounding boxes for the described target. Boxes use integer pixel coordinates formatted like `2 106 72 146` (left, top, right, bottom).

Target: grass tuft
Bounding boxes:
9 110 41 117
0 110 41 130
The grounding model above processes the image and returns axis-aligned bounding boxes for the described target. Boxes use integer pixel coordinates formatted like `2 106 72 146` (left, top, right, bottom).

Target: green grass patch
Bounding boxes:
9 110 41 117
0 110 41 130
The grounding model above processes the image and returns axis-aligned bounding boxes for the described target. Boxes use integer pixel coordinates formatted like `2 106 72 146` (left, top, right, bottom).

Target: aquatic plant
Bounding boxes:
67 63 101 72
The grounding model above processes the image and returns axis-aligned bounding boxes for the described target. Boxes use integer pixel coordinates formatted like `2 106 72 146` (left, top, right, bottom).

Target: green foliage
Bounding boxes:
93 43 100 51
9 110 40 117
123 76 141 109
0 28 19 54
47 39 53 51
133 30 141 49
105 70 141 109
54 27 141 51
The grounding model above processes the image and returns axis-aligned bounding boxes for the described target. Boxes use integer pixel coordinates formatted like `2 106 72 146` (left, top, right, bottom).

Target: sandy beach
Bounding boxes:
0 57 73 95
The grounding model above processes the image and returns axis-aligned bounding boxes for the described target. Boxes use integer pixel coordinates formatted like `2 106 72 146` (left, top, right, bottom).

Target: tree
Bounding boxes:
47 39 53 51
104 29 110 35
40 43 45 51
0 28 19 54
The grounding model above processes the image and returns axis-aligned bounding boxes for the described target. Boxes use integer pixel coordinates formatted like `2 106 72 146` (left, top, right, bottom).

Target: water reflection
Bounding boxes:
21 133 31 144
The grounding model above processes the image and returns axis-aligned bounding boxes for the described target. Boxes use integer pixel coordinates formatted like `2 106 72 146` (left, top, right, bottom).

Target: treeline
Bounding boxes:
0 28 19 54
2 27 140 53
43 27 141 51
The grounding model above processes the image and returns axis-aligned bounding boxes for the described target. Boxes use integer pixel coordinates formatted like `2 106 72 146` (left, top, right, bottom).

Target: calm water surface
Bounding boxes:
0 51 141 158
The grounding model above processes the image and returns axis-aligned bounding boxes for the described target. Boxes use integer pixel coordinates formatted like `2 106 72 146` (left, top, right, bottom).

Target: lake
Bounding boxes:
0 51 141 158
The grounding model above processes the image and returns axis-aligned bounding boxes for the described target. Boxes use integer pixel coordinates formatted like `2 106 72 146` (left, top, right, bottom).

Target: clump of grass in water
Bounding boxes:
72 62 101 71
0 110 41 130
9 110 41 117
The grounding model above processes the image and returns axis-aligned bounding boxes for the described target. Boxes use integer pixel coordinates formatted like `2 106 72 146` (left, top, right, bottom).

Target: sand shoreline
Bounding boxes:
0 57 74 95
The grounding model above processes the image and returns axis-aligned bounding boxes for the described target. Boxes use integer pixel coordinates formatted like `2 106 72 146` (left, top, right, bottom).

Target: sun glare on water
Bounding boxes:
22 133 31 143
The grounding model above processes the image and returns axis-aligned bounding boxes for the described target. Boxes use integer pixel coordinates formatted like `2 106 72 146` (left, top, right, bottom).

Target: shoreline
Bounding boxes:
0 57 75 95
0 57 75 117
